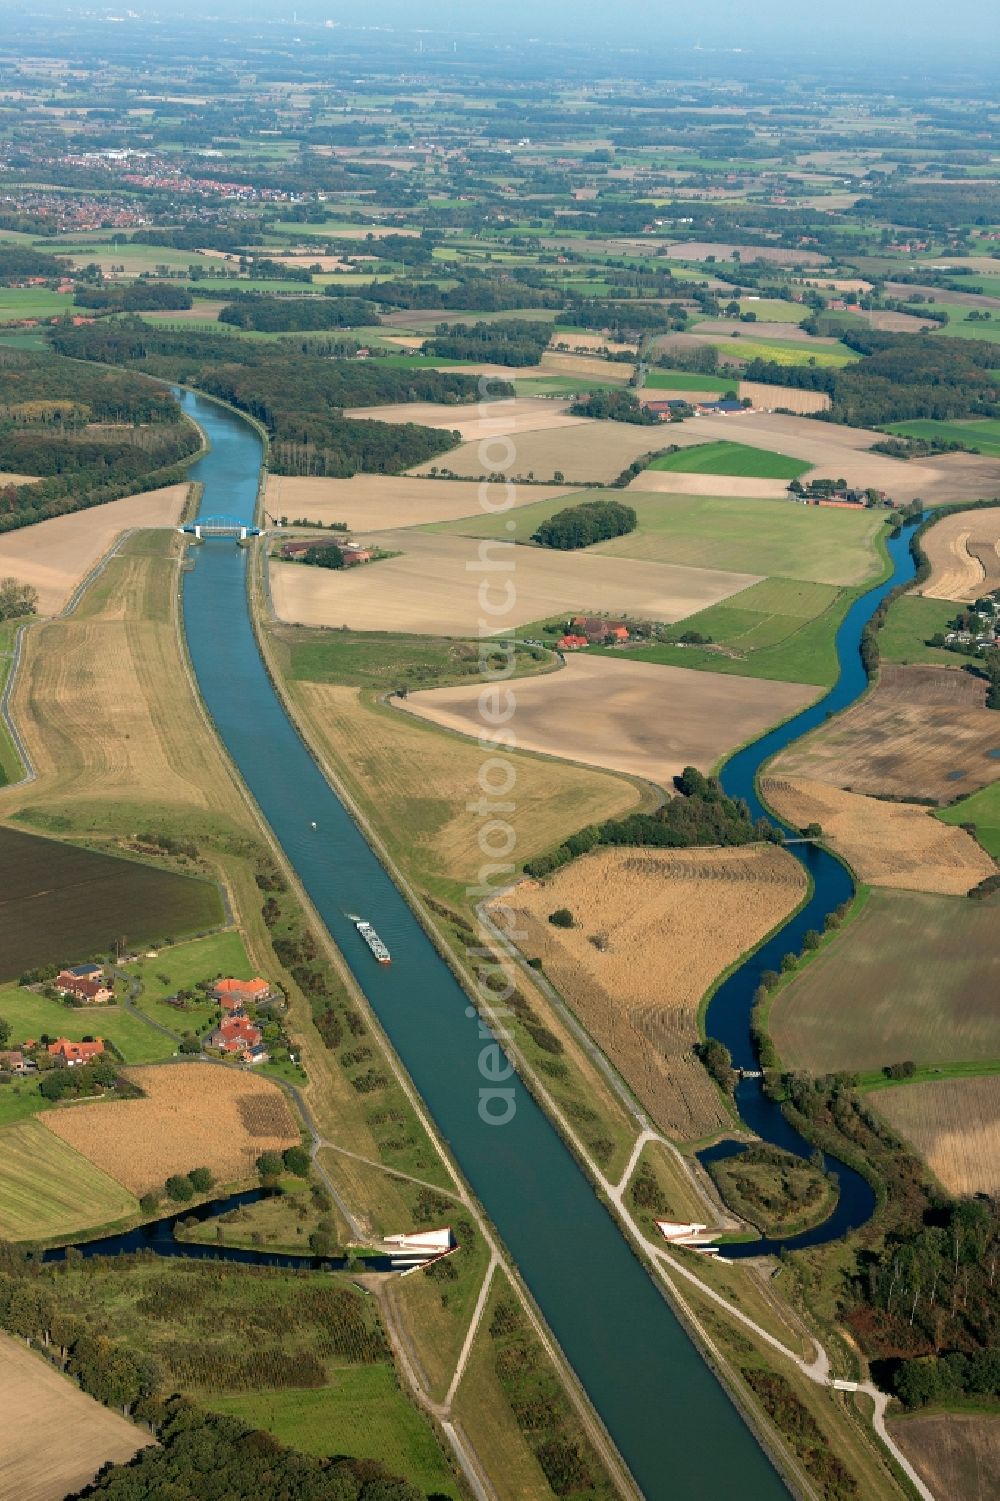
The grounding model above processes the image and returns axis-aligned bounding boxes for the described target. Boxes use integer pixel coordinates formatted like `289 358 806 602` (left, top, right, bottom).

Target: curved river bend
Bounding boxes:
141 390 916 1499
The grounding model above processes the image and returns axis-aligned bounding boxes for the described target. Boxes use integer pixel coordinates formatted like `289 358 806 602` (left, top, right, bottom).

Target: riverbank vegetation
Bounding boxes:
706 1143 837 1239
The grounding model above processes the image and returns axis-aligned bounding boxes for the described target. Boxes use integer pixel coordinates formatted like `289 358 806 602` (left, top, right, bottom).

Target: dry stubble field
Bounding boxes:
42 1063 299 1194
0 1333 151 1501
681 411 1000 504
737 381 831 414
890 1413 1000 1501
769 664 1000 802
4 531 252 832
873 1076 1000 1199
401 654 813 790
268 528 759 635
917 506 1000 602
408 418 667 484
760 776 995 894
264 473 573 532
0 482 189 615
288 681 641 899
770 889 1000 1075
344 396 587 442
498 845 807 1140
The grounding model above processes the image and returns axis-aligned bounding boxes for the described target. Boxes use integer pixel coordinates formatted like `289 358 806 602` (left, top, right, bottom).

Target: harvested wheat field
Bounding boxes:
0 483 189 616
627 472 790 499
344 396 588 443
289 682 641 896
771 889 1000 1076
0 470 39 485
498 846 807 1140
551 331 637 356
662 241 828 267
42 1063 299 1194
873 1076 1000 1199
890 1413 1000 1501
770 665 1000 802
401 655 813 789
0 1333 152 1501
410 419 660 484
538 350 633 383
681 410 1000 506
738 381 831 414
269 528 758 635
760 777 994 894
5 533 252 831
264 473 573 533
918 506 1000 602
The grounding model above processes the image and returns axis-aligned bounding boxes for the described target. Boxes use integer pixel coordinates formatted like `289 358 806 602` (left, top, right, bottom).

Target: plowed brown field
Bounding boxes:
264 473 573 532
890 1413 1000 1501
497 845 807 1141
0 483 189 615
401 654 812 790
761 776 994 894
769 664 1000 802
41 1063 299 1193
0 1333 151 1501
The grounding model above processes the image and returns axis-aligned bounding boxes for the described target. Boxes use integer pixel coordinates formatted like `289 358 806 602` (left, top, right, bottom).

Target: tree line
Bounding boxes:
532 498 637 549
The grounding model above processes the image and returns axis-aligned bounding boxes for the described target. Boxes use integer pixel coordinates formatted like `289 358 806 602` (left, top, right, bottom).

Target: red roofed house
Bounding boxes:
558 634 589 651
48 1038 105 1067
212 977 272 1005
209 1016 267 1062
571 617 630 645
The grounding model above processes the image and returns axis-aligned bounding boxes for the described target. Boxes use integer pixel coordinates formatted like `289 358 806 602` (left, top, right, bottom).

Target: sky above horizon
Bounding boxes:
216 0 1000 60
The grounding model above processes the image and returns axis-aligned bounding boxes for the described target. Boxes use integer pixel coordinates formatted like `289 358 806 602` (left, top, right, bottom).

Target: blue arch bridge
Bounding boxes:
180 514 261 540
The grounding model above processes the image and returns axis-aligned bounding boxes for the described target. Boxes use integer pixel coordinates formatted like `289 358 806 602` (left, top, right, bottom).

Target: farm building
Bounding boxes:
56 971 113 1004
571 617 630 645
48 1038 105 1067
0 1051 32 1074
558 633 589 650
212 977 272 1005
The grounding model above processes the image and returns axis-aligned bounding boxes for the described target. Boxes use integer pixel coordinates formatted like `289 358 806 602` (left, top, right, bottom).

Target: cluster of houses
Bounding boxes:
645 396 747 421
789 478 892 509
558 616 631 651
0 1037 105 1075
941 593 1000 651
206 976 275 1064
278 536 374 567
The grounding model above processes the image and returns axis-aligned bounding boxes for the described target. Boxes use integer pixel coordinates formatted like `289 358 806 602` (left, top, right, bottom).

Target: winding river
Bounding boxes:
102 388 917 1499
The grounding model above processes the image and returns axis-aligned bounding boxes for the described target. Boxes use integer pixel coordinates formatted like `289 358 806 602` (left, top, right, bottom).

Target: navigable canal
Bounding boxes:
161 389 917 1498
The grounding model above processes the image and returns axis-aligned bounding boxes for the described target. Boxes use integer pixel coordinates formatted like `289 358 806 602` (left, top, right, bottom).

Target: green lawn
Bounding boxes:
877 595 965 666
884 417 1000 458
938 781 1000 857
646 440 812 481
514 375 620 396
643 369 734 393
121 930 255 1034
430 490 885 588
0 984 178 1063
0 1077 51 1125
613 577 850 687
737 298 806 323
205 1372 461 1497
0 287 73 323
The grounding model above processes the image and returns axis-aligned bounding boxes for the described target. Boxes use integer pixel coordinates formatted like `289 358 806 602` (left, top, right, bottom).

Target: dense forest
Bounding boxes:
744 330 1000 427
0 349 199 532
532 498 637 548
421 317 552 365
74 283 193 312
0 243 67 283
47 324 506 477
218 293 380 331
71 1400 427 1499
525 767 779 877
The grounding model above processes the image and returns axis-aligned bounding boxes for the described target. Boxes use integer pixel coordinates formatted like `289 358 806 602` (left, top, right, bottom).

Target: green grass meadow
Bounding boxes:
206 1372 461 1497
646 440 812 480
938 781 1000 857
0 983 178 1063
